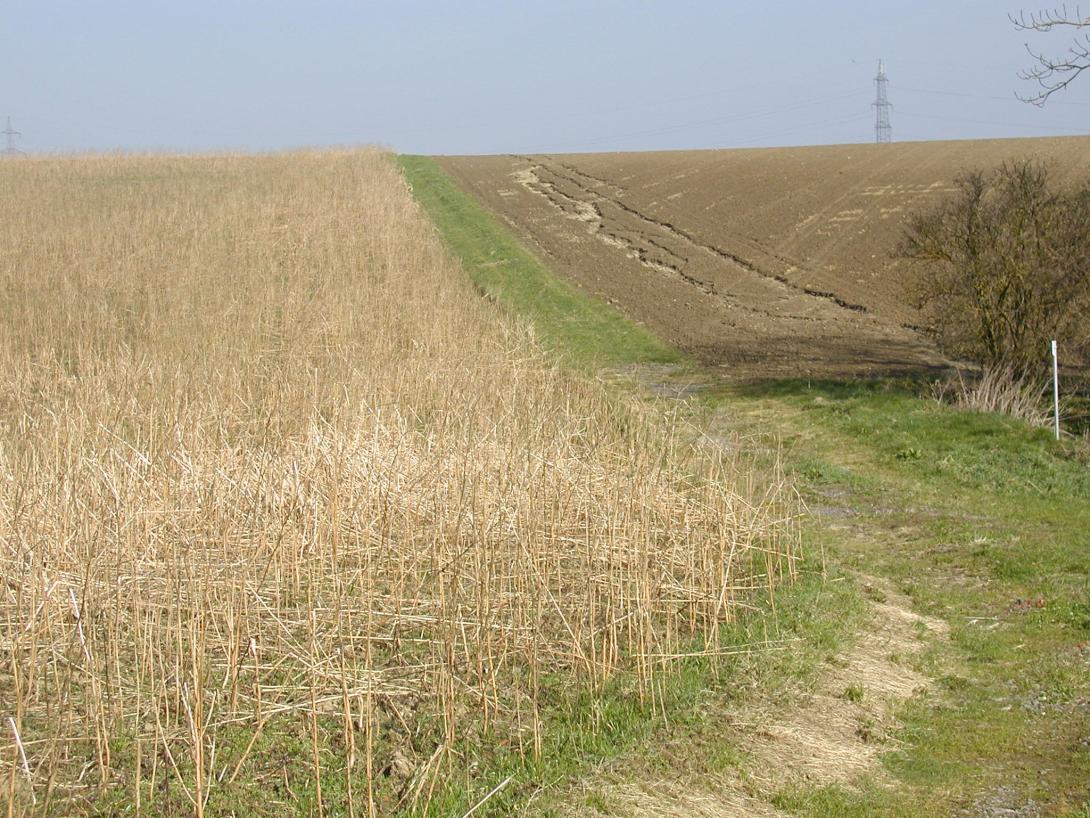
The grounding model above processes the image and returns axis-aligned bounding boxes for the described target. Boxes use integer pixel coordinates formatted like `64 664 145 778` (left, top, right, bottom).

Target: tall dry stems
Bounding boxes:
934 366 1051 427
0 150 797 815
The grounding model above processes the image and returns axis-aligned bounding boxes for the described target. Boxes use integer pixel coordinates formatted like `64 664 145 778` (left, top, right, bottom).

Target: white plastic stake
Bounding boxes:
8 715 36 804
8 717 30 779
1051 340 1060 440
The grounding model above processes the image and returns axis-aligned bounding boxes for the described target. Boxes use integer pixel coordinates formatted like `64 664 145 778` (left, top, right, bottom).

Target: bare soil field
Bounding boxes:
437 137 1090 379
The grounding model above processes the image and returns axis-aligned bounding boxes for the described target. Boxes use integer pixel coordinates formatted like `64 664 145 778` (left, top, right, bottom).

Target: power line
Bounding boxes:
897 109 1088 133
899 84 1090 106
731 112 871 148
547 89 870 150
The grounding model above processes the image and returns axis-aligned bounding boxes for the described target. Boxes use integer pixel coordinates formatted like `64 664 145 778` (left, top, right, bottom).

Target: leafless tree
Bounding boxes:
901 160 1090 376
1012 6 1090 104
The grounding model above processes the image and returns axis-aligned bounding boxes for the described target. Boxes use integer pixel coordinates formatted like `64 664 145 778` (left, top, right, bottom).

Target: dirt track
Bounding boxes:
437 137 1090 379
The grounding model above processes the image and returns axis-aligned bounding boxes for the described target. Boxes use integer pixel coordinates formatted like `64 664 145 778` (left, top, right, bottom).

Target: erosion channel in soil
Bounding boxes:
437 138 1090 379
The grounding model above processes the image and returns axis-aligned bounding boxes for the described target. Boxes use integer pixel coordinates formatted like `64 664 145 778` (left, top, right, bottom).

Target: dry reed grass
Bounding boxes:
934 366 1051 427
0 150 798 816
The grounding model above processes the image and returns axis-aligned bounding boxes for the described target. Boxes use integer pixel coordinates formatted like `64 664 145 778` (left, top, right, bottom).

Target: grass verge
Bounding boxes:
716 378 1090 816
402 158 1090 816
415 571 861 818
396 157 849 816
397 155 680 369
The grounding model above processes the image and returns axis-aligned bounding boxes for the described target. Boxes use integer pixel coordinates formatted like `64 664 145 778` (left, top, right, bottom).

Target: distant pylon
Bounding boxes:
2 116 24 156
873 60 892 144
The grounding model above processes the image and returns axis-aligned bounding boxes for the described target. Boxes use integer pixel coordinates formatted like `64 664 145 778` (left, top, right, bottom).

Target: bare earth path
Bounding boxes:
566 573 946 818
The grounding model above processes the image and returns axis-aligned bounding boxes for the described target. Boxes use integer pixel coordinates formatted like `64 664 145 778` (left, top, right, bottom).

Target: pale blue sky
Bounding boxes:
3 1 1088 155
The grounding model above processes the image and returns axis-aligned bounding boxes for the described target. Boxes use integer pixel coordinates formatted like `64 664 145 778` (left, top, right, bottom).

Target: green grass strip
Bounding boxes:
399 153 1090 817
396 154 859 817
397 155 679 369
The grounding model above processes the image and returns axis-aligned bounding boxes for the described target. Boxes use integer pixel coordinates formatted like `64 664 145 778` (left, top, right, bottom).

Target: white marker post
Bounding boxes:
1051 339 1060 441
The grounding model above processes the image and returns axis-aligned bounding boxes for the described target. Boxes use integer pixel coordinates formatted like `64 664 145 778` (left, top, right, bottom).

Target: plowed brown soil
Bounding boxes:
437 137 1090 379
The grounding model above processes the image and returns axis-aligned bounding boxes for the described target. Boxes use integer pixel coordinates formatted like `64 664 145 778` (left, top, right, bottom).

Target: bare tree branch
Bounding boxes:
901 160 1090 375
1011 5 1089 30
1011 6 1090 104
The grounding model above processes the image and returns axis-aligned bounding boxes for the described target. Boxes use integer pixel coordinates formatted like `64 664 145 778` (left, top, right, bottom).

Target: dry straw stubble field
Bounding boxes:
0 150 797 816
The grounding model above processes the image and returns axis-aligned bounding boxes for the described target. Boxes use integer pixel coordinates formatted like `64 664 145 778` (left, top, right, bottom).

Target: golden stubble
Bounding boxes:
0 150 798 815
